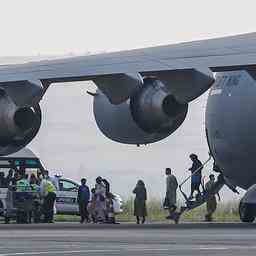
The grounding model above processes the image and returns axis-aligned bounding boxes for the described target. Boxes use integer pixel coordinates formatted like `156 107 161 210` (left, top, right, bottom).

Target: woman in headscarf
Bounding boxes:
133 180 147 224
94 176 107 222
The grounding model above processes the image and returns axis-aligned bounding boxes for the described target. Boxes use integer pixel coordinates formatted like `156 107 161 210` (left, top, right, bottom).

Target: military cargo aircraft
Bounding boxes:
0 32 255 222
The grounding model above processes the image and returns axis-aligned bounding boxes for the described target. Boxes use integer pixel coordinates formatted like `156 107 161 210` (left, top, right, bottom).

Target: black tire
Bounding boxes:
0 200 4 215
239 202 255 223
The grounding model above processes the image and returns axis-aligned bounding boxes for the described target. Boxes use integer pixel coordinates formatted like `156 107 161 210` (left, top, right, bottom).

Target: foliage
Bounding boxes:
53 199 240 223
116 198 240 223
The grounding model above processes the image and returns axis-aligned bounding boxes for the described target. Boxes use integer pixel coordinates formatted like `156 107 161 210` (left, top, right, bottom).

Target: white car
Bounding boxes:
56 177 123 215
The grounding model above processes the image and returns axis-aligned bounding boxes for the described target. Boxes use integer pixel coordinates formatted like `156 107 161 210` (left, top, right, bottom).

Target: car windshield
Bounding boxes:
59 179 78 192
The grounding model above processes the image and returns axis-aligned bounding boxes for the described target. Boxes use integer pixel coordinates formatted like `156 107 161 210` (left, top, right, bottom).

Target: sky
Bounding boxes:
0 0 254 201
0 0 256 56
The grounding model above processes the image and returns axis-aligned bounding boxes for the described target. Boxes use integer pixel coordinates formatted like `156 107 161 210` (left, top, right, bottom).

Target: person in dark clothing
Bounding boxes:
0 172 8 188
13 171 20 187
42 192 56 223
102 178 110 193
77 178 90 223
6 169 15 186
133 180 147 224
204 174 221 221
18 165 26 177
188 154 203 199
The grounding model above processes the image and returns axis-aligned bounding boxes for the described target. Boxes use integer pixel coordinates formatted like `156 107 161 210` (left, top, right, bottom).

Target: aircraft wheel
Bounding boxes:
239 202 255 223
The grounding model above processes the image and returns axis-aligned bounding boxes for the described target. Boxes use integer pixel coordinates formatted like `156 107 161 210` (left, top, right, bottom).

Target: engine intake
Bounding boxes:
130 77 188 133
0 90 41 155
14 107 36 131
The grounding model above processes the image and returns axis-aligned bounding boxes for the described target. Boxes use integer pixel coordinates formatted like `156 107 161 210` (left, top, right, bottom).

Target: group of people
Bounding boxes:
0 153 220 224
0 168 31 189
165 153 221 222
132 153 221 224
77 176 116 224
0 167 57 224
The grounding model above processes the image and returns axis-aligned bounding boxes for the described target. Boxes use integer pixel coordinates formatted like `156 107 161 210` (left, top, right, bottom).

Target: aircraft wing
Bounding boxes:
0 32 255 155
0 32 256 105
0 32 256 83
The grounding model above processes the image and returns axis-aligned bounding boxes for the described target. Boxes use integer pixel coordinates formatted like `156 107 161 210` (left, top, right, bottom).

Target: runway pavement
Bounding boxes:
0 223 255 255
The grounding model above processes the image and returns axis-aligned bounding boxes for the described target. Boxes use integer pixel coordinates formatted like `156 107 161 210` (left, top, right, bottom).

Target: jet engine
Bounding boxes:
0 88 41 155
130 77 188 134
93 77 188 145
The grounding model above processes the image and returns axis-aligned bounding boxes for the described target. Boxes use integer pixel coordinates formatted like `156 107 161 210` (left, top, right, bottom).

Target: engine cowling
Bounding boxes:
130 77 188 134
93 77 188 145
0 89 41 155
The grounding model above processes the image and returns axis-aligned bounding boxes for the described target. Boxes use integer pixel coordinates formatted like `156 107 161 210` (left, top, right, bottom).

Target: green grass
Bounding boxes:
55 214 80 222
54 199 240 223
116 198 240 223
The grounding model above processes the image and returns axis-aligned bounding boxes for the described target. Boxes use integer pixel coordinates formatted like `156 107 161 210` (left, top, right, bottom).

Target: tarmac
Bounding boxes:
0 223 255 255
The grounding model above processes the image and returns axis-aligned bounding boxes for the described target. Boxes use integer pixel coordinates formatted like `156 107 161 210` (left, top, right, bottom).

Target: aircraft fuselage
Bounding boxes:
206 70 256 189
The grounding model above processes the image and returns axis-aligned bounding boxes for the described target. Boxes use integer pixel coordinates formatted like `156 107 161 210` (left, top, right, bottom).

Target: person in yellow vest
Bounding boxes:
40 170 56 223
16 174 31 192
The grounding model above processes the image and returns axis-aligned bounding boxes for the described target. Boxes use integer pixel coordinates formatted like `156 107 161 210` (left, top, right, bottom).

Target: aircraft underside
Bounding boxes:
0 32 256 222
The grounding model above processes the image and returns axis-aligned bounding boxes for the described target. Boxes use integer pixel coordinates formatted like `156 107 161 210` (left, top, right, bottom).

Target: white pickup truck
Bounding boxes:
0 148 123 221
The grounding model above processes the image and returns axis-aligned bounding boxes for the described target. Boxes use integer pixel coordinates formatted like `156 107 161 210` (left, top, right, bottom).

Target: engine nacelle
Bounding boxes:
130 77 188 133
93 78 188 145
0 89 41 155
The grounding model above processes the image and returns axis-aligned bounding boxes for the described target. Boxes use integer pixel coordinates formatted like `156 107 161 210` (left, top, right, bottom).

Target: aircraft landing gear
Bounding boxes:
239 184 256 223
239 202 255 223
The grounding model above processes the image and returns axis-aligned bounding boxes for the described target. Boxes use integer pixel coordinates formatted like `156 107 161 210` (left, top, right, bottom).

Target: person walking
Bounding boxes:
102 178 110 194
164 168 178 219
94 176 107 222
188 153 203 199
40 170 56 223
205 174 220 221
77 178 90 223
133 180 147 224
95 176 106 196
87 188 97 223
